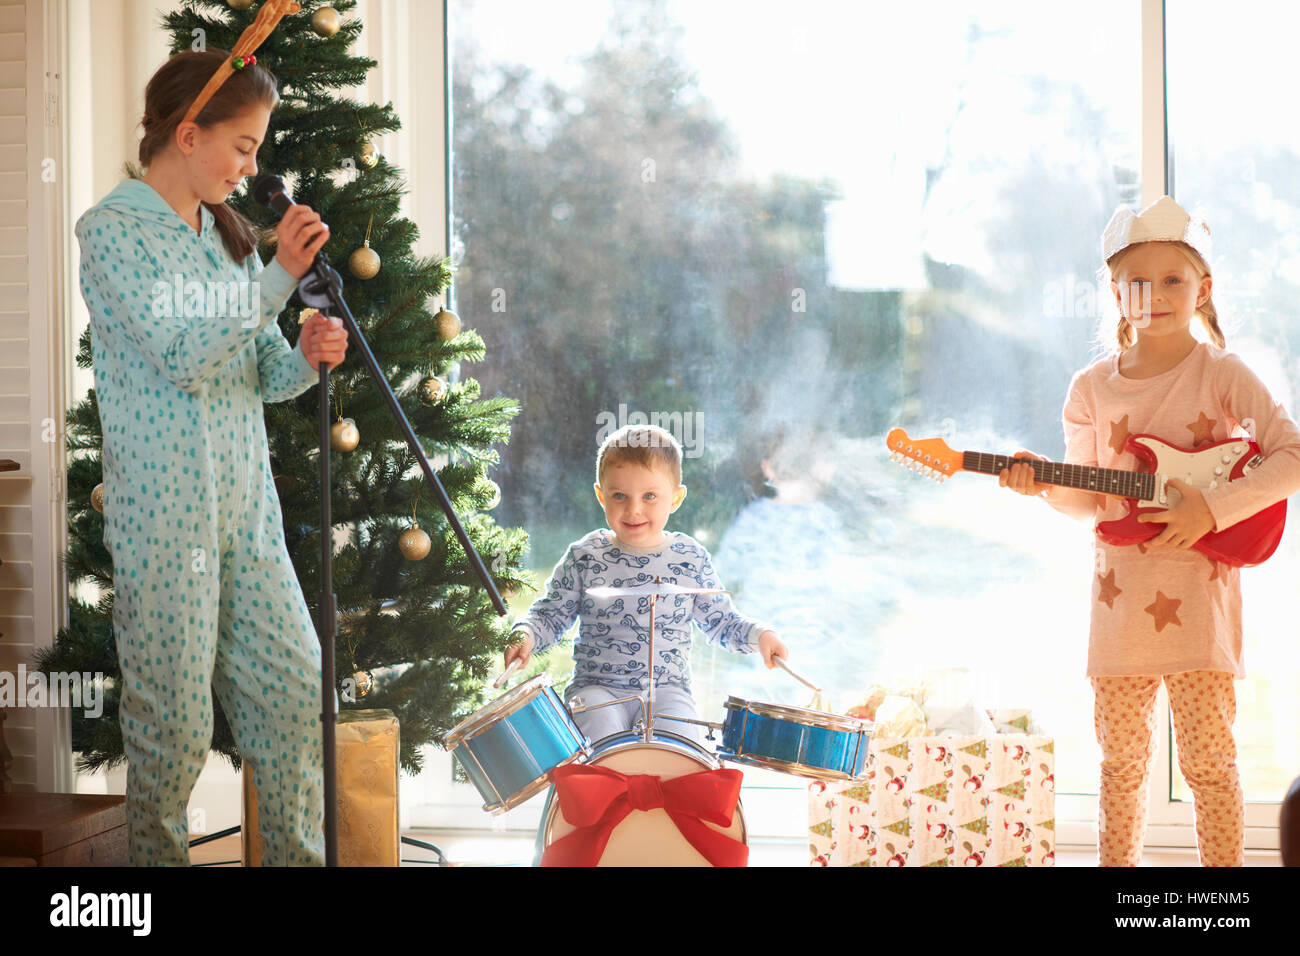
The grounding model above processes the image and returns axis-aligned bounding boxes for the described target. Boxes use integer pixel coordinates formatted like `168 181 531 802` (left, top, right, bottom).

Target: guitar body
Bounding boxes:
1094 433 1286 567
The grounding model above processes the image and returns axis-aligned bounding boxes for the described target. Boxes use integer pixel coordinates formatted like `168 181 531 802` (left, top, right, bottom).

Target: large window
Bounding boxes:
1166 1 1300 811
445 0 1147 841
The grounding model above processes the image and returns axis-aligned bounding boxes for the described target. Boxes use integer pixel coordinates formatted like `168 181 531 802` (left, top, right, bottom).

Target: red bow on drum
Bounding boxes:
540 763 749 867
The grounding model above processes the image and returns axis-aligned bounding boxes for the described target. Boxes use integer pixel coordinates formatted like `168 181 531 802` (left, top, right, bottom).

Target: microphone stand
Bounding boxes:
295 252 507 868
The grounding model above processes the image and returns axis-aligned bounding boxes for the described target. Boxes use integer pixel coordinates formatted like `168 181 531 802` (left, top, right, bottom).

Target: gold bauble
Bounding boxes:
352 670 373 698
349 241 381 279
311 6 341 36
227 0 254 10
479 479 501 510
360 140 378 168
91 483 105 513
434 308 462 340
398 526 431 561
421 376 449 404
330 417 360 452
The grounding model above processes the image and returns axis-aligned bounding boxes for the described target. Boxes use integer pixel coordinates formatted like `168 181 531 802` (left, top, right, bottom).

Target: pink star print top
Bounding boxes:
1050 342 1300 677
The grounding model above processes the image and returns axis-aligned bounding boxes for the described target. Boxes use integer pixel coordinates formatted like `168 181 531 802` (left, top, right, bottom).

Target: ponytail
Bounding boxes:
1197 295 1226 349
1116 314 1134 352
200 200 265 264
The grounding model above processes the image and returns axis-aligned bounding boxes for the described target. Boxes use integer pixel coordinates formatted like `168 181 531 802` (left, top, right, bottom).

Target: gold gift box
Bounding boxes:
243 709 400 867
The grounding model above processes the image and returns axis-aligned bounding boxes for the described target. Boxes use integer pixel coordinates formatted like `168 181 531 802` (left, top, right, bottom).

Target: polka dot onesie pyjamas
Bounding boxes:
1092 671 1243 867
76 180 326 865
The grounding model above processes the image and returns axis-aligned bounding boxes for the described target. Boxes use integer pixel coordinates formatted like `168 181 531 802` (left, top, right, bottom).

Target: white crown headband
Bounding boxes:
1101 195 1212 265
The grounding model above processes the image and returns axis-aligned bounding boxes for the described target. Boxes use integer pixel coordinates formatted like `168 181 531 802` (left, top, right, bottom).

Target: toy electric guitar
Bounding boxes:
885 427 1286 567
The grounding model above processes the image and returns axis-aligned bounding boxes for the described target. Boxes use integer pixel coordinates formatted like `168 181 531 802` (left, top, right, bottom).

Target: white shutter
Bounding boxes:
0 0 70 794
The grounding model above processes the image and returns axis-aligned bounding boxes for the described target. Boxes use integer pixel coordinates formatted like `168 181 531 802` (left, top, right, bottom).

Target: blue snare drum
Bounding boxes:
717 696 869 781
442 675 590 813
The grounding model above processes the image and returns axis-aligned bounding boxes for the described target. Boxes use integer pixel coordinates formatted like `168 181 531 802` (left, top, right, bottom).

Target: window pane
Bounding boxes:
1167 0 1300 804
450 0 1140 831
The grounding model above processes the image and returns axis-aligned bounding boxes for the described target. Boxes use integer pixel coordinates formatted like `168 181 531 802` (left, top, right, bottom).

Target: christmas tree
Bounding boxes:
40 0 527 774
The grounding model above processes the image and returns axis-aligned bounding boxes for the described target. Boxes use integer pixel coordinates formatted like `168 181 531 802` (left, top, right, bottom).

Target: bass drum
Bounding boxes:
537 729 748 866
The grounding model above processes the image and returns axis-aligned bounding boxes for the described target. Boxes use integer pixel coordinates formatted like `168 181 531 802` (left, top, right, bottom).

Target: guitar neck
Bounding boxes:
961 451 1155 501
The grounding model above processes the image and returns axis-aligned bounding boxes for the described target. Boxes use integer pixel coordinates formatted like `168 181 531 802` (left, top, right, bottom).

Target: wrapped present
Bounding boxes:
844 671 1005 737
244 709 400 867
846 680 927 721
871 696 928 737
987 708 1042 735
808 733 1054 867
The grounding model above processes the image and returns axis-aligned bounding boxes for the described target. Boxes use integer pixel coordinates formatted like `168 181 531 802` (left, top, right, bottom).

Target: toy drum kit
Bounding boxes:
441 578 874 866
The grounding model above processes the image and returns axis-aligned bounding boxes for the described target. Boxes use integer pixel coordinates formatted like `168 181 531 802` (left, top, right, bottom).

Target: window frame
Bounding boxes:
419 0 1285 853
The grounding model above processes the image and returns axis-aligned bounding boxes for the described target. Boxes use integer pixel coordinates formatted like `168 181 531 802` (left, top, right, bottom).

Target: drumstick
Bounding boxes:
493 656 523 690
774 657 822 694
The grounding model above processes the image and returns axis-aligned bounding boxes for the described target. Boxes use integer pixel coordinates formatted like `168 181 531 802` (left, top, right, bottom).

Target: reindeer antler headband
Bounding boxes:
182 0 301 125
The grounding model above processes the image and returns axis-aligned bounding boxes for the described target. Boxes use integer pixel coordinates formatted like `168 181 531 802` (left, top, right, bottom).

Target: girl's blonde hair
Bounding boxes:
1104 240 1225 351
138 49 280 263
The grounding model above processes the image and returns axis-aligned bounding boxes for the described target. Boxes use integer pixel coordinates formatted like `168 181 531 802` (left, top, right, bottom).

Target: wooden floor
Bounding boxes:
188 830 1282 867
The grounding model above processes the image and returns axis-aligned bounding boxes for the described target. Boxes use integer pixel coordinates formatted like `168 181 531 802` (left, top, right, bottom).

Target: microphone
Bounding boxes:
256 175 339 305
254 175 334 286
252 174 295 217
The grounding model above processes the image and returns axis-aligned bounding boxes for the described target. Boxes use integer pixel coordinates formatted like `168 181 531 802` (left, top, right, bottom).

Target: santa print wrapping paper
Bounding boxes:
808 734 1055 867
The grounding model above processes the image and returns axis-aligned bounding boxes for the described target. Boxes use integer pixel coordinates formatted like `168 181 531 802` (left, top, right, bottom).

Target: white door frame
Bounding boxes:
25 0 73 794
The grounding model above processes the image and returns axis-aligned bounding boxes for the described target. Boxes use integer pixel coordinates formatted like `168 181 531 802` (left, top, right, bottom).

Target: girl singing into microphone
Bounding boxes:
75 38 347 865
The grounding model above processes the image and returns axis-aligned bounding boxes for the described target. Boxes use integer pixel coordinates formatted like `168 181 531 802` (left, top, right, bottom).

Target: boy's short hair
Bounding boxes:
596 424 683 485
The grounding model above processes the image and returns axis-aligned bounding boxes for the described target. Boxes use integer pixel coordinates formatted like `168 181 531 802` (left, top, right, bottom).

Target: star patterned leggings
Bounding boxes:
1091 670 1243 867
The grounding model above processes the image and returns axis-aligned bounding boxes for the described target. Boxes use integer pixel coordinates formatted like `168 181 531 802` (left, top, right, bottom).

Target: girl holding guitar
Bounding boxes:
999 197 1300 867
